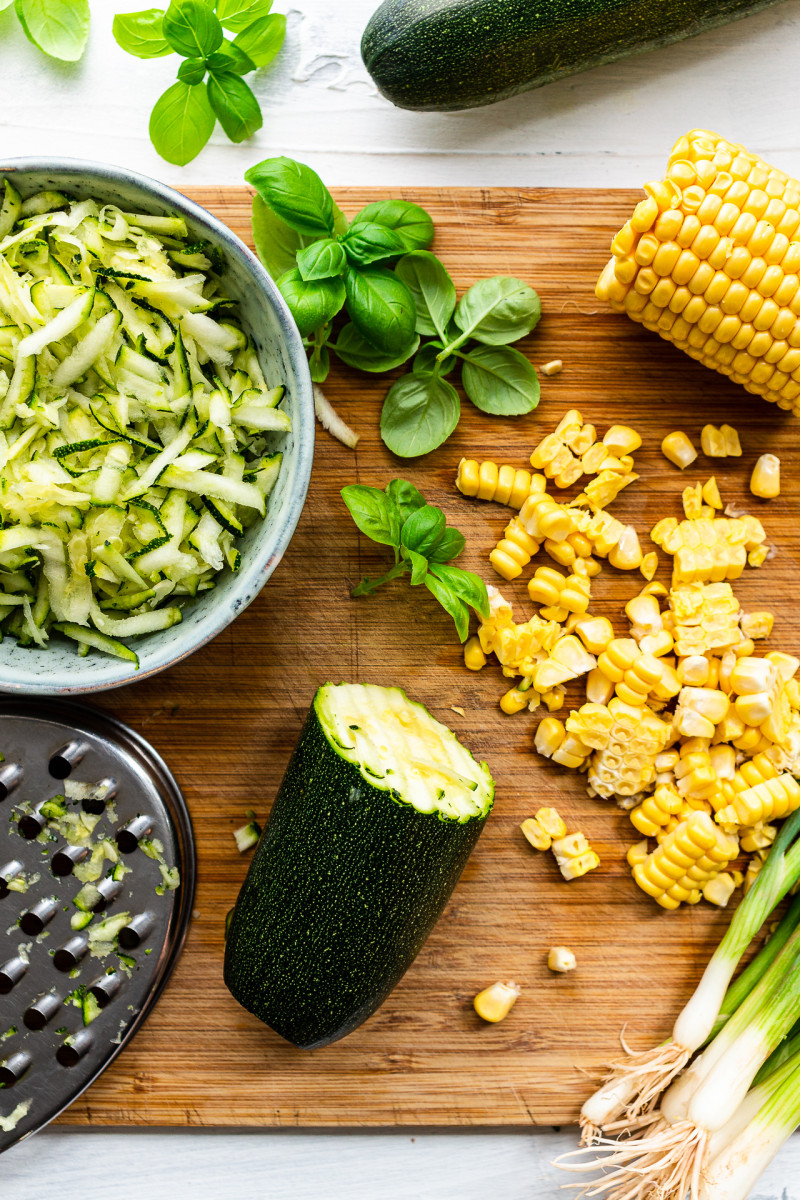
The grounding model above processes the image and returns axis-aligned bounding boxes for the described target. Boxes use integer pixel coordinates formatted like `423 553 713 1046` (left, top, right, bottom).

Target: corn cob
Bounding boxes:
597 130 800 418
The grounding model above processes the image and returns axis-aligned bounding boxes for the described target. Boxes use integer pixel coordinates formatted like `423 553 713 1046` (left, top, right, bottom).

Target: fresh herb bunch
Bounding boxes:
113 0 285 165
341 478 489 641
2 0 90 61
247 156 542 458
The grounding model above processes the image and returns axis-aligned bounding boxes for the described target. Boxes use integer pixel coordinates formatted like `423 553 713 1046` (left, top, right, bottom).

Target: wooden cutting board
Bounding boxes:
57 187 800 1129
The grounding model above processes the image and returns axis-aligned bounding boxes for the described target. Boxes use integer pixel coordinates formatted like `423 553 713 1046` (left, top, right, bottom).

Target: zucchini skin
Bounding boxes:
223 697 492 1048
361 0 783 112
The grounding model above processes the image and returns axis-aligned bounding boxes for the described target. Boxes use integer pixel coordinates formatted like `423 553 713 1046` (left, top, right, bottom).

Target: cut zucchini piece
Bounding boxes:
224 684 494 1048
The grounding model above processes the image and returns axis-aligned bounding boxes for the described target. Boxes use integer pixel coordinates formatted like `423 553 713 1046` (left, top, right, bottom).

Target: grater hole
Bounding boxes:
23 991 62 1031
18 807 46 840
116 815 153 854
56 1029 92 1068
0 860 24 899
89 972 120 1009
0 763 22 802
93 877 122 913
51 844 89 878
0 956 28 994
19 896 59 936
80 777 117 815
0 1052 32 1087
49 740 88 780
53 936 89 973
119 912 154 950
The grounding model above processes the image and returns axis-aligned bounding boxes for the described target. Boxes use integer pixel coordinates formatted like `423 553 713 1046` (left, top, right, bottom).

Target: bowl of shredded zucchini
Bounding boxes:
0 159 314 693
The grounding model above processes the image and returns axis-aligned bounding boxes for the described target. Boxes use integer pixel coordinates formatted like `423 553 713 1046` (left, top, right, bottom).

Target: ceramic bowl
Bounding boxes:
0 158 314 694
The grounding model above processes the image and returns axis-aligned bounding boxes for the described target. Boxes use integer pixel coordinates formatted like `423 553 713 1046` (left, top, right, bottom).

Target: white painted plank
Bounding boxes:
0 0 800 186
2 1127 799 1199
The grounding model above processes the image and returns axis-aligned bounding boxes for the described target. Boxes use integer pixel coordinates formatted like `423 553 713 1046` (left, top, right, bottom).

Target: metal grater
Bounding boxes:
0 697 195 1153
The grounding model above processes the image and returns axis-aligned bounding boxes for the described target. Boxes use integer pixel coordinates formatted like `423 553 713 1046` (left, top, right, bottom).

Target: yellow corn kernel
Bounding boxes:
574 615 615 656
500 687 529 715
541 359 563 376
702 477 723 509
527 565 566 608
585 667 615 704
474 980 520 1023
547 946 577 973
683 483 704 520
603 424 642 456
662 431 698 469
585 470 637 510
678 655 711 686
748 546 769 568
768 651 800 682
702 872 736 907
464 636 486 671
740 824 778 853
581 442 609 474
640 552 658 581
744 855 763 895
741 611 774 641
521 817 551 851
535 716 567 759
540 605 570 623
575 555 602 579
640 630 674 657
674 686 730 738
608 525 644 570
626 593 663 637
750 453 781 499
519 492 576 543
536 808 567 839
701 424 742 458
731 656 777 695
542 686 567 713
489 516 542 581
627 840 650 868
544 537 576 568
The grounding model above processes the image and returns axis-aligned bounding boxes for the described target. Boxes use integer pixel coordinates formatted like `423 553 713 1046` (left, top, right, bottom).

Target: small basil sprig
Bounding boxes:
341 479 488 643
113 0 285 165
7 0 90 61
247 155 542 457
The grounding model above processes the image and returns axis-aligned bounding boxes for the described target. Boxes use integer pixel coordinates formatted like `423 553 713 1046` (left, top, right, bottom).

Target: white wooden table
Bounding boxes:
3 0 800 1193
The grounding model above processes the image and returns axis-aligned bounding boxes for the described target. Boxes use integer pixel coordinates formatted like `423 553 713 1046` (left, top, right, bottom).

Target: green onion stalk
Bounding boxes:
579 808 800 1141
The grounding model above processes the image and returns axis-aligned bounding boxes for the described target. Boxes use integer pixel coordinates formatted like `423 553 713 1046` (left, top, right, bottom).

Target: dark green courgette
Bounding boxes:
361 0 784 112
223 683 494 1048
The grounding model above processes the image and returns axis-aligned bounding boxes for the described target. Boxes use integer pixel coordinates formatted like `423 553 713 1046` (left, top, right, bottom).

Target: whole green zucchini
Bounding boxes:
224 682 494 1048
361 0 784 112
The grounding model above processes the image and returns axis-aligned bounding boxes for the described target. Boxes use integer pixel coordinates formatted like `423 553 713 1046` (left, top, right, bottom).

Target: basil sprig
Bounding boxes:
341 479 488 643
248 156 542 458
114 0 286 165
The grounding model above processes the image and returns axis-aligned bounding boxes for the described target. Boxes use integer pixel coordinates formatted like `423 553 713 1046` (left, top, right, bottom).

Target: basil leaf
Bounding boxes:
454 276 541 345
352 200 434 252
113 9 172 57
461 344 540 416
245 157 335 238
380 373 460 459
207 71 262 142
427 527 465 563
163 0 222 57
149 80 216 166
340 485 402 549
342 222 406 267
344 267 416 356
232 11 285 67
206 41 255 73
395 251 456 340
15 0 89 60
405 548 428 585
296 238 347 282
0 0 14 9
216 0 272 33
424 573 470 643
429 563 489 620
251 194 309 280
177 56 206 83
309 344 329 384
385 479 426 525
333 324 419 374
400 504 446 557
276 268 345 338
413 341 455 377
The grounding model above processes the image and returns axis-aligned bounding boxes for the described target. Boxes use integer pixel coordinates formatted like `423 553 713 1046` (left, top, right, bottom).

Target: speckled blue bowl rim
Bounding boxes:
0 158 315 695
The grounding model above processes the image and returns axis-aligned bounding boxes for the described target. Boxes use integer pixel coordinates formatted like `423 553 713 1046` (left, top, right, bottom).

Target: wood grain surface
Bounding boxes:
58 187 800 1128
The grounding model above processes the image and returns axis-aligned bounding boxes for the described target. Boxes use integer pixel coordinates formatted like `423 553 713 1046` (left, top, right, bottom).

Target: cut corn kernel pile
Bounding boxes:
596 130 800 418
456 409 799 911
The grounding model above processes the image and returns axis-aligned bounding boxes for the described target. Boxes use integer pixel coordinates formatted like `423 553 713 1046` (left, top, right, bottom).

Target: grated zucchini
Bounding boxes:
0 185 290 662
